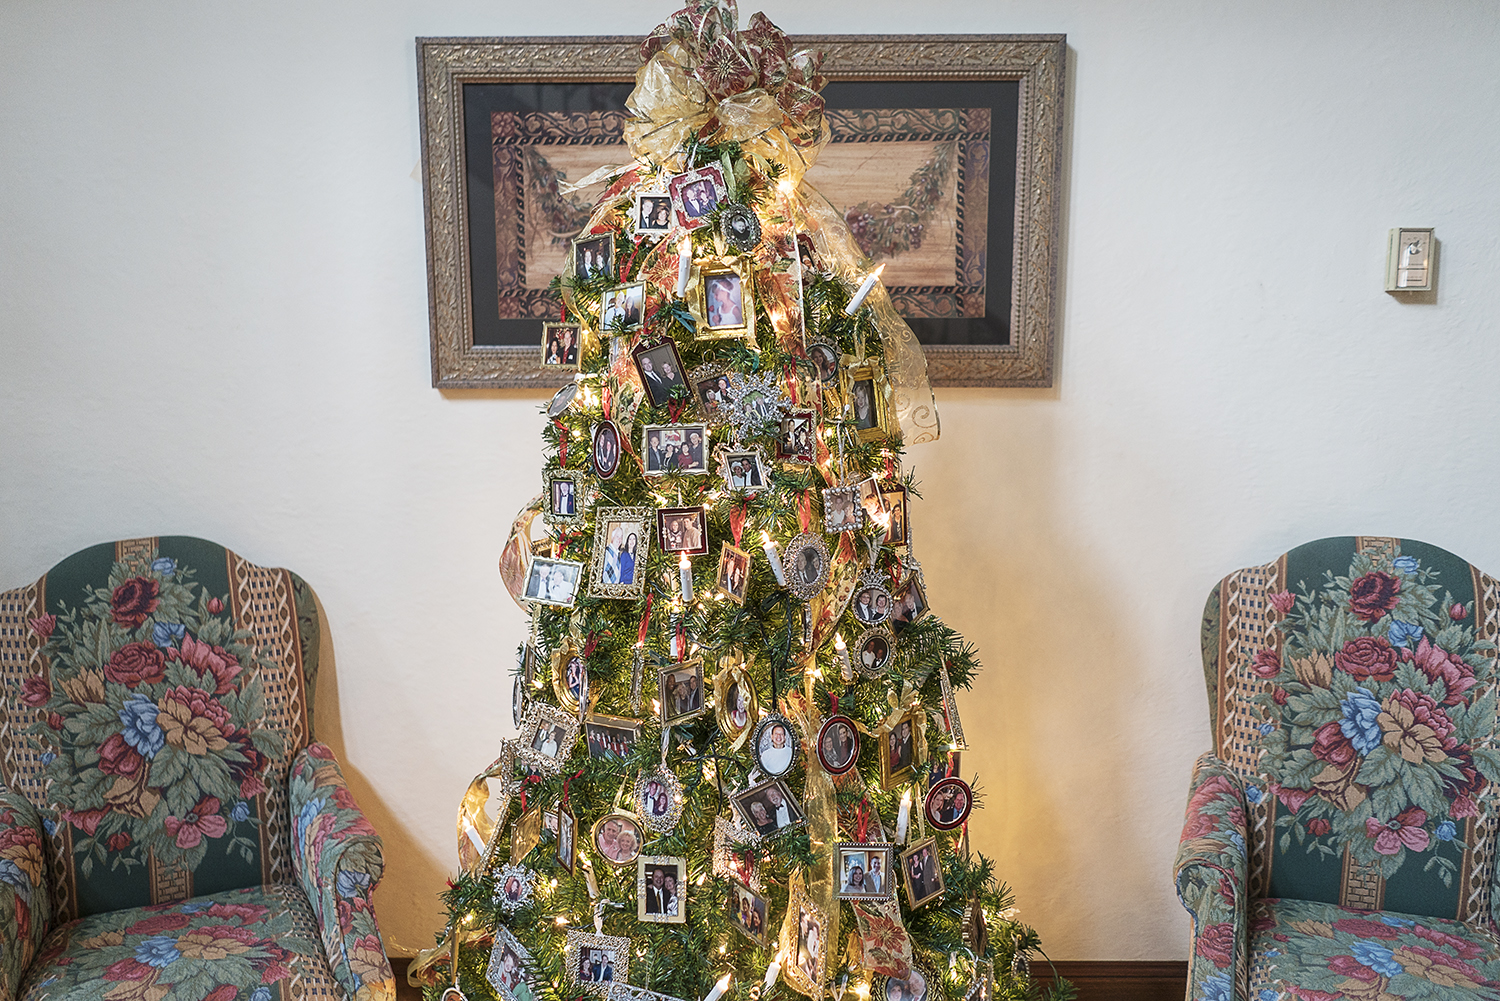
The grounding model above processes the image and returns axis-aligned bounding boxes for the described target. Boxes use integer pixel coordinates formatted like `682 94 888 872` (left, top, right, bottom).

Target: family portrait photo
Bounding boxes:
573 234 613 280
852 585 892 626
817 716 859 774
633 340 690 407
806 341 840 383
721 450 766 492
487 927 535 1001
728 883 768 947
600 282 644 332
783 535 829 598
659 660 705 724
731 778 804 837
837 844 894 900
777 411 815 464
882 487 909 546
823 485 861 533
635 193 673 235
857 629 892 677
584 715 640 761
656 506 708 555
715 665 757 745
591 421 621 480
593 814 644 866
694 370 732 420
753 717 797 776
883 967 929 1001
881 713 917 789
705 273 745 329
848 372 881 434
553 648 587 711
718 543 750 605
890 576 929 634
642 424 708 476
541 321 580 369
637 856 687 924
591 508 649 598
524 557 582 607
901 839 945 908
668 164 725 228
925 777 972 830
794 899 824 989
565 931 629 994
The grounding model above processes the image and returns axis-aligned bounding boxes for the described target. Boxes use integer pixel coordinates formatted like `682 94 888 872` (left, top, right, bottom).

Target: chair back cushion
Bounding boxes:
1203 536 1500 925
0 537 318 922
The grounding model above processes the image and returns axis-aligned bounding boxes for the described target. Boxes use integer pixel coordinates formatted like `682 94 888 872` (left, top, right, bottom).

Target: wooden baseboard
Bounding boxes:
393 955 1187 1001
1041 961 1187 1001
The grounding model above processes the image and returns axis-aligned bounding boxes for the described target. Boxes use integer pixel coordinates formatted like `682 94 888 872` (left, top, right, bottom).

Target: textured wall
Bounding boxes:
2 0 1498 961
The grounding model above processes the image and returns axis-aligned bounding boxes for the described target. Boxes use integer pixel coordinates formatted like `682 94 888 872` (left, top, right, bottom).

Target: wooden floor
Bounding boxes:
1044 961 1187 1001
392 959 1188 1001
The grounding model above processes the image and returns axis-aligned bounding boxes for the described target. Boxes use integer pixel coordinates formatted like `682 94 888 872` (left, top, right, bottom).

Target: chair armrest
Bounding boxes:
0 789 52 1001
1174 753 1248 1001
289 743 395 1001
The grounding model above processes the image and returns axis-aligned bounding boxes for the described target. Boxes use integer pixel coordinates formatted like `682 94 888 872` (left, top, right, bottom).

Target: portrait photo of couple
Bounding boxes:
523 557 582 608
541 321 580 369
668 164 726 229
633 341 690 408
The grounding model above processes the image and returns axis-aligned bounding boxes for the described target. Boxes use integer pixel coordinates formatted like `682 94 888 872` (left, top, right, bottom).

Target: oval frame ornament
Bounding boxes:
782 532 831 601
634 768 684 834
924 776 973 831
752 712 800 778
816 714 861 776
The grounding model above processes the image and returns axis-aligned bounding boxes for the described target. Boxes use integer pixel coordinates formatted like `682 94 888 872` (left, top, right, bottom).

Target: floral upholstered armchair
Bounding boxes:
0 537 395 1001
1178 536 1500 1001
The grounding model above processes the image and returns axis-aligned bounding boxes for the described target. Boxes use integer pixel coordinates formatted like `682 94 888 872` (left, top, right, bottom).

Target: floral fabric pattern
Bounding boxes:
1252 548 1498 892
1177 752 1250 1001
0 792 51 1001
289 742 392 1001
1249 897 1500 1000
18 884 344 1001
18 551 281 879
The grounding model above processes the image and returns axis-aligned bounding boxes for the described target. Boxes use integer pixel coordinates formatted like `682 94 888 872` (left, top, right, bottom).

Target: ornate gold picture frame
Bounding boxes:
417 34 1065 389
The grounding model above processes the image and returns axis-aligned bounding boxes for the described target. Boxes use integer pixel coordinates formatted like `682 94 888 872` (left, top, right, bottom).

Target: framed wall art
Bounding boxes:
417 34 1065 389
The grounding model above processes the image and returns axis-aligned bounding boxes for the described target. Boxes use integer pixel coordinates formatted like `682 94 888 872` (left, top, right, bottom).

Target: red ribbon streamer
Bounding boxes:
519 773 541 811
560 303 567 322
884 453 896 482
554 419 569 467
583 632 600 658
798 490 814 534
622 243 643 281
561 767 585 809
856 798 870 843
602 385 613 421
730 502 748 548
637 593 654 647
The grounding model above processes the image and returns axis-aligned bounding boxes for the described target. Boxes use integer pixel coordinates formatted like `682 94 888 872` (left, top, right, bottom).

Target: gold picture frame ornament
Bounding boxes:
588 506 653 599
688 256 757 347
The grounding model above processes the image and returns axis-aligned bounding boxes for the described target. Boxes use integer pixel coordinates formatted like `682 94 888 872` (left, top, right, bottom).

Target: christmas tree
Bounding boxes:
417 4 1068 1001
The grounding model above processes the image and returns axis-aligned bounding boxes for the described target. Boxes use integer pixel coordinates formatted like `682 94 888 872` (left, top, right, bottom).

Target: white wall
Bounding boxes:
3 0 1498 962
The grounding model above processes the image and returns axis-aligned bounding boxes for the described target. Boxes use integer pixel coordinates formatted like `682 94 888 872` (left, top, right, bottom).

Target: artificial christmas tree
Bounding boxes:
416 4 1068 1001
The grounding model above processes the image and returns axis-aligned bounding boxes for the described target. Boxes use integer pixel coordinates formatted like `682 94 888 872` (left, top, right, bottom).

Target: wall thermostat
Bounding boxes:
1386 228 1434 292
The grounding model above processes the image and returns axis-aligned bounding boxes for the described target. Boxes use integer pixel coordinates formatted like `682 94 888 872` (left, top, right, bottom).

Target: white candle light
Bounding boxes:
762 531 787 586
705 973 732 1001
679 553 695 603
843 264 885 315
677 237 693 297
895 788 913 844
835 633 852 682
763 954 784 992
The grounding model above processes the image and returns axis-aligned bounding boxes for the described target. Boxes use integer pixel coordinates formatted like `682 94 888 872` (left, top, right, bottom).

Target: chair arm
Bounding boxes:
0 789 52 1001
289 742 395 1001
1174 753 1249 1001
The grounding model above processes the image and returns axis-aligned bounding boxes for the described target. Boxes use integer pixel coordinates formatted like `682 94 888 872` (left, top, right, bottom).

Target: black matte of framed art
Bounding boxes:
417 34 1065 389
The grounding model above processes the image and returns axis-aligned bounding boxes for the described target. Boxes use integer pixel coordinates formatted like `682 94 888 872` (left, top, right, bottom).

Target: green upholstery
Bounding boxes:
1178 537 1500 1001
0 537 393 1001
